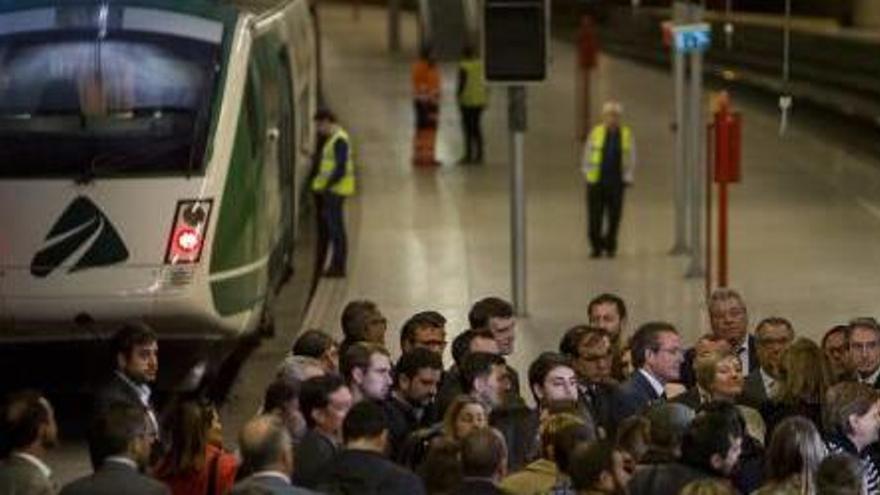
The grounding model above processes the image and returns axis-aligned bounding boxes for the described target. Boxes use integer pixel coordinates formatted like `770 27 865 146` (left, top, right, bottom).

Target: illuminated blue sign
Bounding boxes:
672 23 711 53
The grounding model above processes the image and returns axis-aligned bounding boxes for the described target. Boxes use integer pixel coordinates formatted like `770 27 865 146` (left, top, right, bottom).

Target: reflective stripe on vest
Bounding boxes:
311 128 355 196
459 59 487 107
584 124 632 184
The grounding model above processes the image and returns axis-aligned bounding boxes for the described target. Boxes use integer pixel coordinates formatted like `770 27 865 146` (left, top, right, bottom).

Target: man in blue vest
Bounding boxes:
312 109 356 278
582 101 637 258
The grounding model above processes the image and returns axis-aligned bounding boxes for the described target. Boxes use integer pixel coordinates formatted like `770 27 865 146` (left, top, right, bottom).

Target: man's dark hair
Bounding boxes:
340 342 390 384
292 330 336 359
110 321 157 360
400 311 446 349
569 440 615 490
559 325 607 358
630 322 678 369
340 300 380 342
262 378 299 413
239 416 288 473
451 329 496 366
300 374 346 428
816 453 864 495
681 403 744 475
396 347 443 382
89 402 148 462
553 422 594 475
755 317 794 338
468 297 513 330
0 390 50 456
527 352 574 403
588 293 628 321
460 428 506 478
458 352 505 394
822 324 850 349
342 400 387 443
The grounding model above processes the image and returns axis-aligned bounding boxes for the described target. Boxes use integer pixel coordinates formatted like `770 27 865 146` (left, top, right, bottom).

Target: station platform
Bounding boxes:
304 4 880 377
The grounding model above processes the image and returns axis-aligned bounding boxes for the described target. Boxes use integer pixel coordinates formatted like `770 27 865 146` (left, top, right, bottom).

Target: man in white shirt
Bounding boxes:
0 390 58 495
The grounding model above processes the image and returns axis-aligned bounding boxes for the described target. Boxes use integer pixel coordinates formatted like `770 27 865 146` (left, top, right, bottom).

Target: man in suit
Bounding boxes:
0 390 58 495
92 322 160 467
611 322 683 425
383 347 442 459
680 289 758 387
459 428 508 495
740 317 794 408
559 325 616 434
230 415 316 495
848 317 880 388
60 403 168 495
315 400 425 494
293 375 352 488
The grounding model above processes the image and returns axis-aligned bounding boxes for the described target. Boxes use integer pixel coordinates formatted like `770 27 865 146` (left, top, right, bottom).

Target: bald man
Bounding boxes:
230 415 317 495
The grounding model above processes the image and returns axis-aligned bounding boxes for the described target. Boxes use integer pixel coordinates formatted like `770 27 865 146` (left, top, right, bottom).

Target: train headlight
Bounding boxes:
165 200 212 264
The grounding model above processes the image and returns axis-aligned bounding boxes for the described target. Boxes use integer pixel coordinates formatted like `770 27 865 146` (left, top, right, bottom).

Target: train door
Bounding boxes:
276 51 296 275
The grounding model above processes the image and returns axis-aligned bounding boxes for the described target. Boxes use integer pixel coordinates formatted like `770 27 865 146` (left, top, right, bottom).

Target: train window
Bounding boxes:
0 6 224 178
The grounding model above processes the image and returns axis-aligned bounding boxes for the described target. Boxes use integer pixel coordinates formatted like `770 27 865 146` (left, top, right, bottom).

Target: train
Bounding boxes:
0 0 318 390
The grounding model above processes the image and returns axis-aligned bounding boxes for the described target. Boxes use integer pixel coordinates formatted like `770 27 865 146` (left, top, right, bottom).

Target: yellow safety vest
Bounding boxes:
459 58 487 107
311 127 355 196
584 124 633 184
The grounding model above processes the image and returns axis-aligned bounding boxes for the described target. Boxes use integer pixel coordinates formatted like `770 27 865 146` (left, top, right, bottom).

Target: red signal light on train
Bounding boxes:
165 199 213 265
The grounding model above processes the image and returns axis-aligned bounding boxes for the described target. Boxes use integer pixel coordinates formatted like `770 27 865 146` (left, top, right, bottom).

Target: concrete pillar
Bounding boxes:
853 0 880 28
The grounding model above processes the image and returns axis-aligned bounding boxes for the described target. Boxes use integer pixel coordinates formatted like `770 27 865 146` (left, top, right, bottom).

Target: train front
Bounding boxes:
0 1 243 389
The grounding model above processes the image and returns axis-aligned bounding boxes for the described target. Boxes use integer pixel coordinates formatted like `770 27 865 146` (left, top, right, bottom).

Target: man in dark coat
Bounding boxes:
316 401 425 495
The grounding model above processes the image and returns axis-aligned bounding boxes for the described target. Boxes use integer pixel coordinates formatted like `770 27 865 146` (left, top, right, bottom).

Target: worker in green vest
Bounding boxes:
312 109 355 277
457 44 487 164
582 101 637 258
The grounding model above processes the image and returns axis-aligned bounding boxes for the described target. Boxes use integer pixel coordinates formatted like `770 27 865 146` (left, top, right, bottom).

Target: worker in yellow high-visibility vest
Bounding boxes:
457 44 487 164
311 109 356 277
582 101 637 258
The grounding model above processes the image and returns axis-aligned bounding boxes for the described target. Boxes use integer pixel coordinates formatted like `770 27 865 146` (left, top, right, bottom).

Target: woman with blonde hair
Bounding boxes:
761 338 830 439
754 416 826 495
442 394 488 441
679 478 737 495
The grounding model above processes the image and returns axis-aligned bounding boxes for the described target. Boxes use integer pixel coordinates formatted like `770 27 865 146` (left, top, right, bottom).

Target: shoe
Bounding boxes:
590 251 601 259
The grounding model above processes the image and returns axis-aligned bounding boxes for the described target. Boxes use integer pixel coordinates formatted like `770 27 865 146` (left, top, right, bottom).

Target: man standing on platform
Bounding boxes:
412 45 441 166
457 44 487 164
311 109 356 278
582 101 636 258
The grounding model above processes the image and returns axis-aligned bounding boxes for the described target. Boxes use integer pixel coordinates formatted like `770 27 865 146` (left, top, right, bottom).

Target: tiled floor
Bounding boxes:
305 5 880 381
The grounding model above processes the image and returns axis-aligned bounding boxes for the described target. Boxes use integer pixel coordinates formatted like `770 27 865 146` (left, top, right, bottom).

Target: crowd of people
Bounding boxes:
1 289 879 495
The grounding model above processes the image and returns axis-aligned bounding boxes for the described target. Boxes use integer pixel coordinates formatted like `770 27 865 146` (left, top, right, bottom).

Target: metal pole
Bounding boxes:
389 0 401 53
509 86 527 315
671 2 689 255
685 42 705 278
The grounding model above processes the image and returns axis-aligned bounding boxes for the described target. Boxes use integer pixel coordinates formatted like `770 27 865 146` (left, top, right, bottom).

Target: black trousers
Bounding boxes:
587 183 625 254
460 105 484 162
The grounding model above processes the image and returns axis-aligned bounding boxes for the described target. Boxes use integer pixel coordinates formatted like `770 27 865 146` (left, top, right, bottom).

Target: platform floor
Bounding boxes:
304 5 880 377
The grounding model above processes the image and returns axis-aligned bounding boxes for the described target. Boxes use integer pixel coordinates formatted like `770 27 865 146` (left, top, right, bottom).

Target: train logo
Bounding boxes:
30 196 129 278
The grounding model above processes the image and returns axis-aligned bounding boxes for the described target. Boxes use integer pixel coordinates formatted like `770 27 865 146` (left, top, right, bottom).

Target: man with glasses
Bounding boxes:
559 325 615 433
61 403 167 495
611 322 683 426
823 324 855 382
848 318 880 389
740 317 794 408
681 289 758 387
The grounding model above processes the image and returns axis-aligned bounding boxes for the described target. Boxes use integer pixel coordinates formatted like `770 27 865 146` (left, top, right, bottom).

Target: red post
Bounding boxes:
712 93 741 289
718 181 729 287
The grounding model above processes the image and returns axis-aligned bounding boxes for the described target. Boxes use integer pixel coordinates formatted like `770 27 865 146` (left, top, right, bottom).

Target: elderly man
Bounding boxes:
582 101 637 258
740 317 794 408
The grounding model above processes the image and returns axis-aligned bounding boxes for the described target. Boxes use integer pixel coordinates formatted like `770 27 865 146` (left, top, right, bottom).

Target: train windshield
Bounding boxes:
0 6 225 179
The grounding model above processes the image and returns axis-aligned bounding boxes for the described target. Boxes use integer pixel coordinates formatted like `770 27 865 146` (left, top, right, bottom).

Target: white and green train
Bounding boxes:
0 0 318 387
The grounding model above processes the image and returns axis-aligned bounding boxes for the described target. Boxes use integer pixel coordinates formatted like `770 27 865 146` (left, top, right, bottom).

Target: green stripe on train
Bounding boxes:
210 267 269 317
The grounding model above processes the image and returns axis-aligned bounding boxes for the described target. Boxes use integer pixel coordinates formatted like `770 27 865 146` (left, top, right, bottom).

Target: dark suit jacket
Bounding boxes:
382 395 436 460
0 454 55 495
314 449 426 495
292 429 338 489
739 369 769 409
680 335 759 387
230 473 318 495
458 478 506 495
672 387 703 411
579 381 614 434
93 372 152 416
611 370 664 425
60 459 169 495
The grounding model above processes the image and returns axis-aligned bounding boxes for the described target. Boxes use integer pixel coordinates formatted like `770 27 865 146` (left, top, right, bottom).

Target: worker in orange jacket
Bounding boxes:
412 46 441 166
